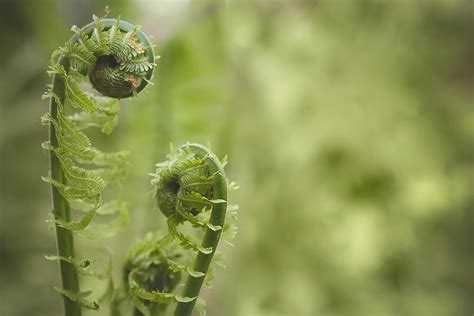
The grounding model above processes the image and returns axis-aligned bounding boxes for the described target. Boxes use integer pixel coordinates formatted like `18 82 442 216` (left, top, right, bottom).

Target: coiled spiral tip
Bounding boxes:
123 232 182 310
65 16 156 99
89 55 140 99
152 147 214 220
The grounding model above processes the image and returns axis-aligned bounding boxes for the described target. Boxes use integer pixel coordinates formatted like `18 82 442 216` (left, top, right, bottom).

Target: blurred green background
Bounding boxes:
0 0 473 315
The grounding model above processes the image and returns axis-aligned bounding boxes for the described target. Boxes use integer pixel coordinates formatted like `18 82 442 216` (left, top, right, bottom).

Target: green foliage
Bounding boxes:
1 1 472 316
120 144 238 316
53 287 100 311
61 16 156 98
112 232 198 315
42 14 156 314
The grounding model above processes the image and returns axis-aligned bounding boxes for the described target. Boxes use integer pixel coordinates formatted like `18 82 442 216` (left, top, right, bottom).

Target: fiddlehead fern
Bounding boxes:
121 143 238 316
121 232 183 315
42 13 156 315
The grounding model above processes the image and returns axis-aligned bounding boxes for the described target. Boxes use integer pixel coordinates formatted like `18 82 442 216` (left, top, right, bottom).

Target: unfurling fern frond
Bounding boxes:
120 143 238 316
43 13 156 315
117 232 185 315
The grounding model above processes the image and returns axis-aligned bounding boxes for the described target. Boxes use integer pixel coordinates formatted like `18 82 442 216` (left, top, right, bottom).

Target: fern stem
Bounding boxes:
174 143 228 316
49 57 82 316
46 18 155 315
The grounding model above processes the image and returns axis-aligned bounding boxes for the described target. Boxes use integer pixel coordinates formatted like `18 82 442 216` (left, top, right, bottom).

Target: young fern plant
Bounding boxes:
120 143 238 316
42 14 157 315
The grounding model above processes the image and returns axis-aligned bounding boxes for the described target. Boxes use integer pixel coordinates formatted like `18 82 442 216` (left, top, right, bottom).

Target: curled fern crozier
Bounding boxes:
43 14 157 315
123 143 238 316
59 15 156 98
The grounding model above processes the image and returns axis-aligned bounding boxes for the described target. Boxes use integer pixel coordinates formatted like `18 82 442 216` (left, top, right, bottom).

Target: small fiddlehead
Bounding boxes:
42 13 156 315
122 232 183 315
122 143 238 316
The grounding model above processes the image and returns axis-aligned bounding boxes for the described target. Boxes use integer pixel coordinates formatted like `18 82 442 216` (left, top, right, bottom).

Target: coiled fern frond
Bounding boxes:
42 13 156 315
119 232 184 315
120 143 238 316
52 15 156 98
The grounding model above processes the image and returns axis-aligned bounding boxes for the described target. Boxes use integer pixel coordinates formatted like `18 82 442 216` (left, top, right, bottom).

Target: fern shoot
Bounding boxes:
42 14 156 315
120 143 238 316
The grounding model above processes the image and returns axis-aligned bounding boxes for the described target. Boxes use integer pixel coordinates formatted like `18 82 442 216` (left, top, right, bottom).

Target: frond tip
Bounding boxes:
149 143 238 316
122 232 183 314
60 16 157 98
42 14 151 314
151 146 221 221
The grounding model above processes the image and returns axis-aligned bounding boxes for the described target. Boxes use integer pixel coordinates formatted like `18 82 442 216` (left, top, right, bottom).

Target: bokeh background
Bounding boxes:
0 0 473 315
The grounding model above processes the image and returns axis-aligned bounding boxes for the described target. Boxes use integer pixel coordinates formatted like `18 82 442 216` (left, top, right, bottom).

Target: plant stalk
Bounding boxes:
46 19 155 315
174 143 228 316
49 57 82 316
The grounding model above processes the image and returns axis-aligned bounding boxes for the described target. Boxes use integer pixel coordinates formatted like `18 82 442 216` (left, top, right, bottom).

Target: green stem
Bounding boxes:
47 19 155 315
49 57 82 316
174 143 228 316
